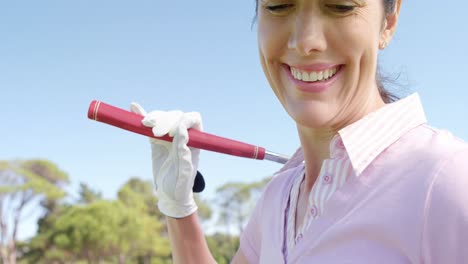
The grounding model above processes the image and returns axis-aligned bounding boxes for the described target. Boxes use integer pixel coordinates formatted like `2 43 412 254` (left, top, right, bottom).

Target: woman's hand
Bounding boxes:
130 103 202 218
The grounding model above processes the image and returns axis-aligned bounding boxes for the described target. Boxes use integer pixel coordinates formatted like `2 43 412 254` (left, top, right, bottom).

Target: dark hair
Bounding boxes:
253 0 401 103
383 0 397 13
379 0 400 103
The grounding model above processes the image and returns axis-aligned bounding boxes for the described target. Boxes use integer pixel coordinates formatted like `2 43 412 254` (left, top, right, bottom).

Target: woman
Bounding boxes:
131 0 468 263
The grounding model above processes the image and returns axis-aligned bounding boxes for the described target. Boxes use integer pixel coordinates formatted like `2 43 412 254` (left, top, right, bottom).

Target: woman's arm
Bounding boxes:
167 212 250 264
166 213 217 264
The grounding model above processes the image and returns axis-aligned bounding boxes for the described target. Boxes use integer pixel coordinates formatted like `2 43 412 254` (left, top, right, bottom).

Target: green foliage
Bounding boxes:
0 159 68 200
206 233 240 264
20 159 69 184
21 178 175 263
194 194 213 222
77 182 102 204
0 159 70 264
26 200 171 263
117 178 159 217
12 159 272 264
215 176 271 234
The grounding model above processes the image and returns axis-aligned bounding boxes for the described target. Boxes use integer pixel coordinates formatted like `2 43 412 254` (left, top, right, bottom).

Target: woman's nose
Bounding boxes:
288 14 327 56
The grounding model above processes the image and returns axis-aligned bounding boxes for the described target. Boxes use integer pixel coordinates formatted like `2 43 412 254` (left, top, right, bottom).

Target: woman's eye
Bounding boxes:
326 4 356 13
265 4 294 14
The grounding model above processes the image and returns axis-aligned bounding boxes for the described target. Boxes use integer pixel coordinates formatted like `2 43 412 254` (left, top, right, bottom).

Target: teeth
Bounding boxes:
291 66 339 82
310 72 318 82
317 71 323 81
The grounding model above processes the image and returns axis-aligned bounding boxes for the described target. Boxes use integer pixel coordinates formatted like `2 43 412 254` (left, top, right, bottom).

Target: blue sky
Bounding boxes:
1 1 467 240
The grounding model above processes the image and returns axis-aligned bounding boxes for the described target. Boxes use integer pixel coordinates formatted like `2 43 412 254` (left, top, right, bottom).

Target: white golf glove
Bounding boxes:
130 103 202 218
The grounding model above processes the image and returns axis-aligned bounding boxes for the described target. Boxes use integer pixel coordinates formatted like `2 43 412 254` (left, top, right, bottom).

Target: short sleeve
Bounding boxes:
421 147 468 263
239 189 266 264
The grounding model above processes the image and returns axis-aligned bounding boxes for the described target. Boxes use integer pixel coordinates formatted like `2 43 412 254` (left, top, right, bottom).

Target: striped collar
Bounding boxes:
279 93 427 177
336 93 427 177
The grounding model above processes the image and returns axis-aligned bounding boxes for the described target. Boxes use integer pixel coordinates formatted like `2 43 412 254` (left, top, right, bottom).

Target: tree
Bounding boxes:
26 199 171 264
215 176 271 255
20 182 103 263
117 178 159 218
194 194 213 223
77 182 102 204
216 177 271 234
116 178 214 263
0 159 68 264
206 233 240 264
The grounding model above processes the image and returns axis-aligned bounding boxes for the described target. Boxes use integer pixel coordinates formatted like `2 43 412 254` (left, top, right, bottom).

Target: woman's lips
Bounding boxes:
283 64 343 94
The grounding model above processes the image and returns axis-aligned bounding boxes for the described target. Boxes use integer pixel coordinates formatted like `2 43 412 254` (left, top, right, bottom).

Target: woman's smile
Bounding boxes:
283 64 344 94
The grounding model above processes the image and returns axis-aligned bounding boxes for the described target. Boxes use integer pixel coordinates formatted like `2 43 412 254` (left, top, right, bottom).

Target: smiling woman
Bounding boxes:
256 0 398 131
254 0 401 104
128 0 468 263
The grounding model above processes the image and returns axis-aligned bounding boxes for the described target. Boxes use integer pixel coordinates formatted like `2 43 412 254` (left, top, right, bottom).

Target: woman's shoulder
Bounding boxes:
370 124 467 190
420 127 468 252
420 123 467 146
421 124 468 183
407 124 468 205
399 123 468 161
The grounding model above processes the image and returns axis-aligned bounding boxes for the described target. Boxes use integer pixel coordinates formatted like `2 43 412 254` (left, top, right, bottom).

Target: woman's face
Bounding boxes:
257 0 396 129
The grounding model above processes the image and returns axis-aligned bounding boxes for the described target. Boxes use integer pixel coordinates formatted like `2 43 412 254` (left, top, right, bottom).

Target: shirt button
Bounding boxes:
295 233 303 243
323 174 333 184
338 140 345 149
310 205 318 218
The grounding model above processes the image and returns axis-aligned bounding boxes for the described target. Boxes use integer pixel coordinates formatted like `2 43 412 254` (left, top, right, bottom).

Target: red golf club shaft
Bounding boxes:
88 100 282 162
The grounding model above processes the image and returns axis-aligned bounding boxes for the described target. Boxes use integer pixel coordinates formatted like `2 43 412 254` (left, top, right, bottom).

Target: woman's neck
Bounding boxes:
297 91 386 192
297 127 334 193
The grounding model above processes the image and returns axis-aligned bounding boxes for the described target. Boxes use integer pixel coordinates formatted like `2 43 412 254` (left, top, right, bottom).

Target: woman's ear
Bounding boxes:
379 0 402 49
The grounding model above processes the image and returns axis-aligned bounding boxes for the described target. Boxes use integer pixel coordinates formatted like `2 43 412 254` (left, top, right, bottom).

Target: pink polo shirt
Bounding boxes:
239 94 468 263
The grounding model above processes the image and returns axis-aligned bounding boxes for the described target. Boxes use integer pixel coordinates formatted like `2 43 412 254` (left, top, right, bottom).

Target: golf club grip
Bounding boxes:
87 100 266 161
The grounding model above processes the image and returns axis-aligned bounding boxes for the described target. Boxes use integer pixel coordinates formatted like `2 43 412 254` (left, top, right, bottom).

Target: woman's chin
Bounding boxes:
285 101 338 128
290 112 337 130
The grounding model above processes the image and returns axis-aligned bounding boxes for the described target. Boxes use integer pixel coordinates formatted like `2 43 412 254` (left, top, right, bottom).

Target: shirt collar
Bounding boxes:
335 93 427 177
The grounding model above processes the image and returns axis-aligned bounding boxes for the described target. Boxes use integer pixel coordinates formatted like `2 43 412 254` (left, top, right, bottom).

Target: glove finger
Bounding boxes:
171 126 198 201
130 102 147 116
184 112 203 131
158 146 185 199
166 112 201 199
151 141 170 160
168 112 202 137
151 143 172 194
144 110 184 137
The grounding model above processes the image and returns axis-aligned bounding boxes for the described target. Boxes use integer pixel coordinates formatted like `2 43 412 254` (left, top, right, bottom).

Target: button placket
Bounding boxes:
295 233 303 244
309 205 318 218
